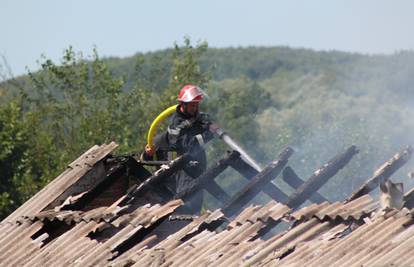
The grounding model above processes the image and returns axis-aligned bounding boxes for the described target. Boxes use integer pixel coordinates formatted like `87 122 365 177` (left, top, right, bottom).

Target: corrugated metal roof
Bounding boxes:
4 142 118 223
2 188 414 266
291 194 378 221
0 199 183 266
15 198 127 226
228 200 290 228
2 142 414 266
107 200 414 267
270 211 413 267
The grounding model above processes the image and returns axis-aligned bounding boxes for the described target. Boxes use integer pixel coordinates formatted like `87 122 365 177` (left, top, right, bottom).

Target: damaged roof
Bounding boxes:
1 142 414 266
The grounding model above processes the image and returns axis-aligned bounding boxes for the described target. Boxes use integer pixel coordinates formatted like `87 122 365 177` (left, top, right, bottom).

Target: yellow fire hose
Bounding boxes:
147 104 178 150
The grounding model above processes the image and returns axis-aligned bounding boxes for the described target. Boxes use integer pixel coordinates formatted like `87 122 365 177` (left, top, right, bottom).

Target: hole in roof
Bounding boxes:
108 216 170 262
213 167 249 196
278 245 296 260
203 190 223 211
257 219 291 241
66 164 130 212
31 219 75 247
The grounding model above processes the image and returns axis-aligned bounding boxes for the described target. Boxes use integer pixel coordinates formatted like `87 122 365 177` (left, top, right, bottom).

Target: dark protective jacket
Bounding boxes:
144 105 214 198
166 105 214 178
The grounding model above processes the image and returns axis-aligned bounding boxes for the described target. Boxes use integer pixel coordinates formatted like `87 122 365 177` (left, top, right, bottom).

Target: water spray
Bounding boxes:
214 128 263 172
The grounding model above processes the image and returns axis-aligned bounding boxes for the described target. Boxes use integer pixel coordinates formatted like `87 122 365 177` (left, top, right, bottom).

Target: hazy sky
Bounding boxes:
2 0 414 76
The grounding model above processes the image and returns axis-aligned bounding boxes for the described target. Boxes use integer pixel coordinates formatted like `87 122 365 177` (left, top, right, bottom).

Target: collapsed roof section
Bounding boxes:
1 142 414 266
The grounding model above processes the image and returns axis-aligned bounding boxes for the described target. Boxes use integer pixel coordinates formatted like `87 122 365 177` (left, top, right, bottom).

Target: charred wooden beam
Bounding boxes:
175 151 241 202
121 153 192 205
404 187 414 209
229 156 258 179
282 166 327 204
203 182 231 203
347 146 412 202
222 147 294 217
286 145 358 210
230 156 289 202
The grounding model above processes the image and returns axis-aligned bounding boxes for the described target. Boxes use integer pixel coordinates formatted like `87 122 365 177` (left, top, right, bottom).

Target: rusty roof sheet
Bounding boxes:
3 142 118 224
111 205 413 267
264 210 414 267
2 142 414 266
0 199 183 266
23 204 128 225
26 199 183 227
112 199 183 228
228 200 290 228
2 189 414 266
291 194 378 221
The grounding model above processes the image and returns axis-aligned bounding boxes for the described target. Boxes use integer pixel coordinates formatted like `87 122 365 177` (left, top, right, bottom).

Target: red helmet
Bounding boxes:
177 84 204 103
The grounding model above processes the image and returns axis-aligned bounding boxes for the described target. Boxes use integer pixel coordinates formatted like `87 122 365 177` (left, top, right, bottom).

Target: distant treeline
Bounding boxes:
1 38 414 219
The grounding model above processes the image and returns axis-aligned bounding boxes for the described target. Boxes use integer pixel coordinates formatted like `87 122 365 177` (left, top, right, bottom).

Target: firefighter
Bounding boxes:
142 84 218 211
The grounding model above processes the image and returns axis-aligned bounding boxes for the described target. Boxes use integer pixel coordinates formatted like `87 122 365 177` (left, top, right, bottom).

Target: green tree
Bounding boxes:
206 77 273 159
161 37 211 107
26 47 130 160
0 100 28 217
0 98 57 218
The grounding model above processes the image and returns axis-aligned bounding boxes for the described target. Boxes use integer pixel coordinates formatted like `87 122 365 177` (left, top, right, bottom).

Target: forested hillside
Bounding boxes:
1 38 414 219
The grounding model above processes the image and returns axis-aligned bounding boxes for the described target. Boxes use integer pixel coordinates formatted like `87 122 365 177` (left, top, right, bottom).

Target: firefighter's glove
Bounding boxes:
141 144 155 161
145 144 155 157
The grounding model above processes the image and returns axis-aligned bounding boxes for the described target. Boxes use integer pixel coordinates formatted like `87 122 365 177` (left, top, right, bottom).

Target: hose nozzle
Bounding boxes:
214 127 226 138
